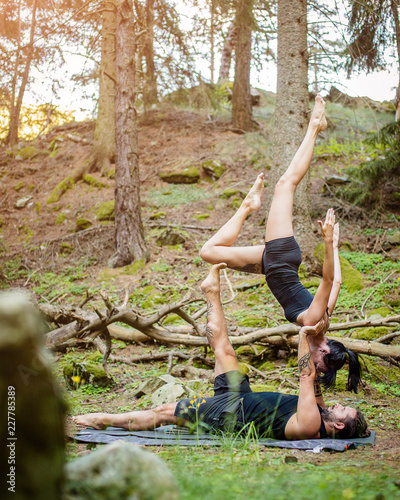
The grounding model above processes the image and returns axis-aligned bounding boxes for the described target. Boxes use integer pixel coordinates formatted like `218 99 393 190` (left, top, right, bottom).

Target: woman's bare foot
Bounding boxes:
309 95 328 133
72 413 109 430
241 173 264 212
200 263 227 294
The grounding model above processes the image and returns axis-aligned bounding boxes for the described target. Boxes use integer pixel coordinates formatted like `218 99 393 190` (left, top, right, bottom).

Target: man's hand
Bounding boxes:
318 208 335 242
332 222 340 250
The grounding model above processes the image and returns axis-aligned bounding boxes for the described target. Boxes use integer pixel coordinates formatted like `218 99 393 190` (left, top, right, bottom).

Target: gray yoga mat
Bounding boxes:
74 425 376 452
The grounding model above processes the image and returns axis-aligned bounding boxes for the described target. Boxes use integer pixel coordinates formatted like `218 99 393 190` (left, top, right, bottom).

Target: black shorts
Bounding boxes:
262 236 314 323
174 371 252 432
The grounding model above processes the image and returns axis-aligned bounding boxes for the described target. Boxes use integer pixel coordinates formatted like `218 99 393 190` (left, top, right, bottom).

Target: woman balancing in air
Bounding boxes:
200 95 362 392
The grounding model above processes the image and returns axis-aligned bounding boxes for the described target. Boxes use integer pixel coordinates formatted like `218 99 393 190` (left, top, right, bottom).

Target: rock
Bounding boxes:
94 201 115 221
170 364 213 382
250 87 261 106
386 231 400 245
151 382 187 406
75 217 92 231
156 228 186 246
63 361 114 389
220 187 238 198
63 442 179 500
201 159 226 180
324 175 350 186
160 165 200 184
14 195 32 208
135 375 179 399
15 144 39 161
315 244 363 293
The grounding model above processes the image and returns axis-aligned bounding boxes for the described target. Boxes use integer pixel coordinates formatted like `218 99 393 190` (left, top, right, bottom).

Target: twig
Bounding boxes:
166 352 173 374
375 331 400 343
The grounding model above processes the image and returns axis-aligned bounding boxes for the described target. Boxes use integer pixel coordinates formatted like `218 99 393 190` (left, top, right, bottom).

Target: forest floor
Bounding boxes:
1 94 400 499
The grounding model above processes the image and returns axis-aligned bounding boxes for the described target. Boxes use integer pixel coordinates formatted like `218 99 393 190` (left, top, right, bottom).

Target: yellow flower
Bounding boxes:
71 376 81 384
202 399 206 403
190 400 194 404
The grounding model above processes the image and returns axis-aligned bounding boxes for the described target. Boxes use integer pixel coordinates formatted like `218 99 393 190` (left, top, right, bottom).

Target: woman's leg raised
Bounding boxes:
265 95 327 242
200 173 265 274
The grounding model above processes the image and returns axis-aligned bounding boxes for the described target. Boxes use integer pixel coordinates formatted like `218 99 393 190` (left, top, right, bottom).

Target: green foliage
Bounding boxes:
339 121 400 208
340 251 383 273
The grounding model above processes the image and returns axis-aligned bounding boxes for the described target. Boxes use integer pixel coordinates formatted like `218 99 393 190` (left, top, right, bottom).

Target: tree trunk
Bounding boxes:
143 0 158 108
87 0 116 176
109 0 149 268
391 0 400 121
218 22 238 83
268 0 315 262
231 0 256 132
210 0 215 84
7 0 37 147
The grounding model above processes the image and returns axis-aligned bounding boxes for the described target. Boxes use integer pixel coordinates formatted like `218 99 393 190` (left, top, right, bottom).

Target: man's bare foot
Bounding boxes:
242 173 264 212
309 94 328 133
72 413 109 430
200 263 227 294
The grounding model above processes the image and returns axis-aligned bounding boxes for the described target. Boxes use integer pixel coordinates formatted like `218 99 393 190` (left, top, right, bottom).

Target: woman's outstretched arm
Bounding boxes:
298 208 335 326
327 223 341 316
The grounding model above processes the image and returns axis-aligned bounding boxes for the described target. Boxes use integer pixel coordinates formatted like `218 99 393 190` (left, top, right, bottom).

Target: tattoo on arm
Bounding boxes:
298 352 312 373
232 263 262 275
314 381 322 398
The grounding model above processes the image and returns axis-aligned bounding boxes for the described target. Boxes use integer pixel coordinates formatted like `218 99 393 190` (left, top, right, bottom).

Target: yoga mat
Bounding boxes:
74 425 375 452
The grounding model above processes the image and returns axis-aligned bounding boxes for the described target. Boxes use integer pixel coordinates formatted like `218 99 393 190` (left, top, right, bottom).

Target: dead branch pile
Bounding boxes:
39 291 400 372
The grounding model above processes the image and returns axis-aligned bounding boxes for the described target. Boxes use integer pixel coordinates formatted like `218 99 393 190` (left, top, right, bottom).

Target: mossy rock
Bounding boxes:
193 213 210 220
368 307 392 318
94 201 115 221
156 228 186 246
230 197 242 209
149 211 166 220
47 176 75 204
316 243 363 293
258 361 275 372
83 174 107 189
302 279 320 289
298 264 307 280
160 165 200 184
220 188 238 198
235 346 256 357
63 361 114 389
341 241 353 252
60 243 74 255
75 218 92 231
339 255 363 293
352 326 391 341
55 213 67 224
15 145 39 161
201 159 226 179
14 181 24 192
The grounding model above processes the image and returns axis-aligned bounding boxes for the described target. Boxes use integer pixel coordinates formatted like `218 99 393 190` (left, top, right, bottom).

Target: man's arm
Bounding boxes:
327 223 341 316
301 209 335 326
284 328 322 439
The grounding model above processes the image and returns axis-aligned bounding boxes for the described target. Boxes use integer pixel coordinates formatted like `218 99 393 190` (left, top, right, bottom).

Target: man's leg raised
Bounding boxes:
265 95 328 242
200 174 265 274
200 263 240 377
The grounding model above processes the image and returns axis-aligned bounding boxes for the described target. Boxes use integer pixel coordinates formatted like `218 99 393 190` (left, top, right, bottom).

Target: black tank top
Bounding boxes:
239 392 327 440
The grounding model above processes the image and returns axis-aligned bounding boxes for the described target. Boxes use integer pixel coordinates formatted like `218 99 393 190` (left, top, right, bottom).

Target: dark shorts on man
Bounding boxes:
174 371 252 432
262 236 314 323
